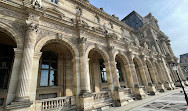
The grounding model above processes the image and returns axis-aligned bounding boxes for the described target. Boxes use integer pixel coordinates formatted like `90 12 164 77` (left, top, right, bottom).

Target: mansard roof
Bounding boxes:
121 11 144 29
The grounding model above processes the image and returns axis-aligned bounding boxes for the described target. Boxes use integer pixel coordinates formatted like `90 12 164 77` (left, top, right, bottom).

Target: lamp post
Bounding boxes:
172 63 188 106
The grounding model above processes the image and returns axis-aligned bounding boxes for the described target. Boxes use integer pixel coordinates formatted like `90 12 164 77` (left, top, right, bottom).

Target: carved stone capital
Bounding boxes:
79 37 87 44
26 22 39 33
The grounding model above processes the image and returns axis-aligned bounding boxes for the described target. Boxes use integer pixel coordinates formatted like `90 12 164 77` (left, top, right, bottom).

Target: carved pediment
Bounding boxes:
43 8 65 20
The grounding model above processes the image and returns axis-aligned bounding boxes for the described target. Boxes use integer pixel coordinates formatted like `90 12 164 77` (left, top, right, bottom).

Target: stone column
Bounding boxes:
152 61 165 92
29 52 42 102
104 61 114 91
72 57 81 110
124 64 134 88
127 53 146 99
6 49 23 105
162 41 170 55
160 59 175 90
79 37 91 94
166 41 175 56
140 56 157 95
110 60 121 89
177 65 187 86
78 37 93 111
16 23 39 101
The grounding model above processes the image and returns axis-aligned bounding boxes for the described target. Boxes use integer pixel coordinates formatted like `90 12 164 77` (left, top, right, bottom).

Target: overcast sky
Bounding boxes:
90 0 188 58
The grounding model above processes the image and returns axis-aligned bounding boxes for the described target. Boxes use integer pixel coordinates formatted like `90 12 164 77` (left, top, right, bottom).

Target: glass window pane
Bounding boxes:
55 0 57 4
42 62 49 69
50 70 57 86
40 70 49 86
103 72 107 82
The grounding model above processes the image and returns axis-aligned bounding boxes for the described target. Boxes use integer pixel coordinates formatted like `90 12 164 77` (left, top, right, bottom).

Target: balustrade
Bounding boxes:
37 96 75 110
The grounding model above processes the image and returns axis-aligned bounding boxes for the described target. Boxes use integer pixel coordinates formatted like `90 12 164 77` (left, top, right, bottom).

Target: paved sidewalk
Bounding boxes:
104 87 188 111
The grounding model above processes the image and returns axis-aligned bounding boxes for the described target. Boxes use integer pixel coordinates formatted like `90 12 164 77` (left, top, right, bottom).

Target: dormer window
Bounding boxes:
51 0 57 4
94 16 99 23
76 7 82 15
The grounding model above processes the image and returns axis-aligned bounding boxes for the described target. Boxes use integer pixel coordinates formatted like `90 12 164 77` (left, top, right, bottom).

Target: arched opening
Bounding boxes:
146 60 154 84
88 49 108 92
0 31 16 106
37 41 74 100
133 58 144 86
115 54 129 88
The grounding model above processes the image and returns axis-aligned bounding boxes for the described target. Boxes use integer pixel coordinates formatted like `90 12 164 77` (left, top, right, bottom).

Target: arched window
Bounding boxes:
94 16 99 23
40 51 58 87
116 62 124 82
76 7 82 15
0 45 14 89
99 59 107 83
51 0 57 4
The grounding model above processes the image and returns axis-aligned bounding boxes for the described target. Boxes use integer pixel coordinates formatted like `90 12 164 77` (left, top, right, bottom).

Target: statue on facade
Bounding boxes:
144 42 148 49
32 0 41 8
134 37 140 46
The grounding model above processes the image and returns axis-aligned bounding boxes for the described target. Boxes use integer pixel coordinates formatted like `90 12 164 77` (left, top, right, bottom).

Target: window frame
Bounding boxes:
39 51 58 87
94 16 100 23
50 0 58 4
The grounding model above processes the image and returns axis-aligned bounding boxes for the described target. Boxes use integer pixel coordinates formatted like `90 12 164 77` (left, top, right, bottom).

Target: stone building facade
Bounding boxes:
180 53 188 80
0 0 187 111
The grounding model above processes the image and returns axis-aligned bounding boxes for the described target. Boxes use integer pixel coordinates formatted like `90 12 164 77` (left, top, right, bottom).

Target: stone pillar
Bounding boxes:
160 59 175 90
177 65 187 86
78 37 93 111
16 23 39 102
127 53 146 100
124 64 134 88
110 60 121 89
29 52 42 102
104 61 114 91
140 57 157 95
79 37 91 94
6 49 23 105
72 57 81 110
162 41 170 55
152 61 165 92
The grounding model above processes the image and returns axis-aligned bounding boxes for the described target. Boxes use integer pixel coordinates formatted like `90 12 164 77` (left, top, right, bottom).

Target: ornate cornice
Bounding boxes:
71 0 134 32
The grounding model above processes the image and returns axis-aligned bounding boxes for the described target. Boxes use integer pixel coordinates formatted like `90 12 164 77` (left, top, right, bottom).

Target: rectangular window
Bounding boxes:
50 0 57 4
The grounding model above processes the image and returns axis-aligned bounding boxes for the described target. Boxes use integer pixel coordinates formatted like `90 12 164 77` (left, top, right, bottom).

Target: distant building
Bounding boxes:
180 53 188 80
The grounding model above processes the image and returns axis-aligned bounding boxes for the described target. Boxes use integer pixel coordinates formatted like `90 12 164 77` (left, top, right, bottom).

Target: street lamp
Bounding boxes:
172 63 188 106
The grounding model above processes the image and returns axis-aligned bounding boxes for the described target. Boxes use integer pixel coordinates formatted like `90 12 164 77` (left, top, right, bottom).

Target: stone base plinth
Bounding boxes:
157 83 166 92
134 85 147 100
164 82 173 90
170 82 176 89
147 83 158 95
183 80 188 86
175 81 185 87
6 101 33 111
79 92 93 111
114 88 134 106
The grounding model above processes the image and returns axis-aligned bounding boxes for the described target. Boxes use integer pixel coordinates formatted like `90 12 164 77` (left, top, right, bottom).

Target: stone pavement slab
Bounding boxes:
104 87 188 111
